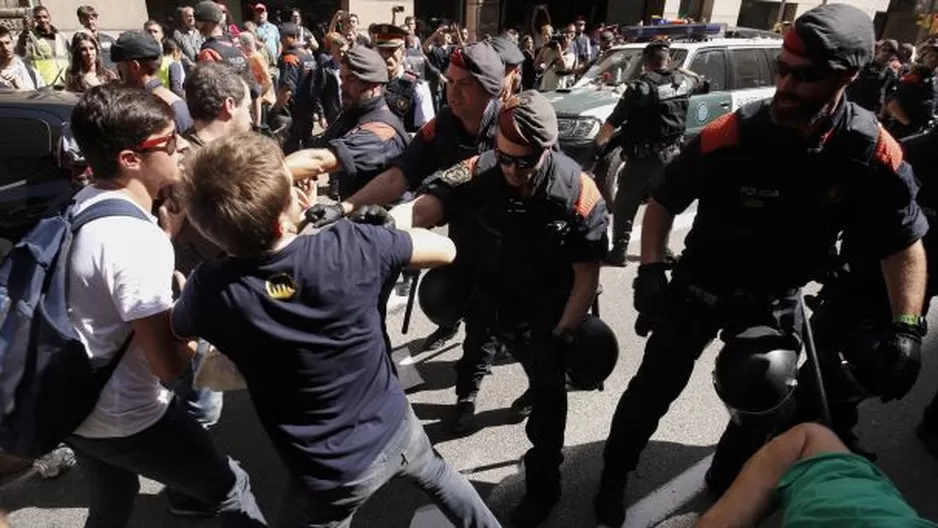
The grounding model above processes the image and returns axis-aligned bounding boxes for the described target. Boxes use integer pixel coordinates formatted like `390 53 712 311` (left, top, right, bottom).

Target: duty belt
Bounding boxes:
686 284 801 309
626 139 682 159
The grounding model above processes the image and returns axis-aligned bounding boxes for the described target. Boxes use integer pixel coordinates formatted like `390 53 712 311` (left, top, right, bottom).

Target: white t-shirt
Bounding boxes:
68 187 175 438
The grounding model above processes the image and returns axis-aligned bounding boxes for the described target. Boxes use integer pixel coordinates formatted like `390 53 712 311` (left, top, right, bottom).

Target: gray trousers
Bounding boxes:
611 145 681 247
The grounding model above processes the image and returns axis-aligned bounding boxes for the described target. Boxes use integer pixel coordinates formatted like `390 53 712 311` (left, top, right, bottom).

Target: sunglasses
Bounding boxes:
774 58 829 83
134 133 178 155
495 148 541 169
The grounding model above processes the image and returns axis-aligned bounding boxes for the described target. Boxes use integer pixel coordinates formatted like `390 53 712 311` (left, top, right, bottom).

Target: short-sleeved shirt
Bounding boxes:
68 186 175 438
145 78 193 134
255 21 280 62
778 453 937 528
171 221 413 490
392 101 500 190
654 99 928 293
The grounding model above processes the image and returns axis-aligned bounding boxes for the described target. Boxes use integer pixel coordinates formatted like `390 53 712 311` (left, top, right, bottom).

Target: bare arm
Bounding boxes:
340 167 410 213
406 228 456 268
698 423 849 528
388 194 445 230
640 200 674 264
285 148 342 180
556 262 600 330
882 240 928 316
887 99 912 126
132 311 196 381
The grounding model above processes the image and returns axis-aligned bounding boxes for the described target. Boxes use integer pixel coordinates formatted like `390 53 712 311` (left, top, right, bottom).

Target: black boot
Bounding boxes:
604 242 628 267
593 479 626 527
510 492 559 528
510 389 533 423
450 400 476 436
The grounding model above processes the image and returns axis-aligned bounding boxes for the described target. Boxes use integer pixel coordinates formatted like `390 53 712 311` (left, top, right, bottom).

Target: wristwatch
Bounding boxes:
552 326 576 345
893 314 928 336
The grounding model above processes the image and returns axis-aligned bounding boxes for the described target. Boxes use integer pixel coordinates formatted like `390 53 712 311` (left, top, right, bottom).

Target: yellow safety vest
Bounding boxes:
30 36 67 87
158 56 172 89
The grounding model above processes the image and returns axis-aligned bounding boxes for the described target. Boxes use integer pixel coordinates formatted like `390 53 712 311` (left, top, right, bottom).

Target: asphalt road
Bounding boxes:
3 204 938 528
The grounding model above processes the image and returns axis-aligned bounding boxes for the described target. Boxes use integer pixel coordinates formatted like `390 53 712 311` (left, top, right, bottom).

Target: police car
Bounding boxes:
547 24 781 201
0 89 82 259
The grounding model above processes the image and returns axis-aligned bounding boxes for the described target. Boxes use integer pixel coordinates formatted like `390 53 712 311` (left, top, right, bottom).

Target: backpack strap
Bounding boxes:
68 199 152 370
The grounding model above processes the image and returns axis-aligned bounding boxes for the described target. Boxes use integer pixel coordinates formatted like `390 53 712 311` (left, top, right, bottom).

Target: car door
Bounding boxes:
683 47 732 137
0 107 74 246
726 46 777 110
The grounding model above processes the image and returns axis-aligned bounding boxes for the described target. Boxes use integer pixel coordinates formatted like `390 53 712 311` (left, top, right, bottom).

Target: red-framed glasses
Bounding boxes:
133 133 178 155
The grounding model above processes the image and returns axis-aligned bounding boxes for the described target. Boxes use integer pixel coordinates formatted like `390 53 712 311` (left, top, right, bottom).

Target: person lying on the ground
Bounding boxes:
697 422 936 528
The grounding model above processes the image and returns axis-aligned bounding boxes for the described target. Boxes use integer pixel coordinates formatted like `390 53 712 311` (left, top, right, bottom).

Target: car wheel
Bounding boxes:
594 146 624 205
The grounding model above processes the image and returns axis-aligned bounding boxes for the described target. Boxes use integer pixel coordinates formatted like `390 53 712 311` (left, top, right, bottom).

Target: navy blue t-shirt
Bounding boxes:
171 220 413 490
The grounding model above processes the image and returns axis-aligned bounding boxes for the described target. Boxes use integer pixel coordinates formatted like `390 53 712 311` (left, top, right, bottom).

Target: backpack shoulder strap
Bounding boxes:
70 199 152 233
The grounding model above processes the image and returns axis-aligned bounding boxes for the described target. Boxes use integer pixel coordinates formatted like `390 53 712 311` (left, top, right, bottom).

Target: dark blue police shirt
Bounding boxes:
171 221 413 490
654 98 928 294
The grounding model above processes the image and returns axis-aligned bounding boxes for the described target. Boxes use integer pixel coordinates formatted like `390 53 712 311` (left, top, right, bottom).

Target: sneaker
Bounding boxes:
510 390 533 423
450 401 476 436
167 489 218 518
33 445 76 480
510 492 558 528
421 323 460 352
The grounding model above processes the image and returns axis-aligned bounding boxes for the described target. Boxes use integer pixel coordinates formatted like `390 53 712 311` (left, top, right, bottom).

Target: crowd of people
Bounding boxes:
3 2 938 528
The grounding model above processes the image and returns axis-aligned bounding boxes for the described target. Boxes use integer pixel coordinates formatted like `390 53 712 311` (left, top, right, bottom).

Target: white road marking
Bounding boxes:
622 454 713 528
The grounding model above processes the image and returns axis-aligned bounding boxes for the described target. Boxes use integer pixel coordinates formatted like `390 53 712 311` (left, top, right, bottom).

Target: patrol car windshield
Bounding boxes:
576 48 688 88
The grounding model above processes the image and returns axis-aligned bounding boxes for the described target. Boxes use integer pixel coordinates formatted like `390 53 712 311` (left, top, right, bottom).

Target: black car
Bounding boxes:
0 89 82 257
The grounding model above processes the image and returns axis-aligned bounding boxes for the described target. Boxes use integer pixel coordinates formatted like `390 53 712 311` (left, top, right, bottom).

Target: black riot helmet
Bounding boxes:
713 326 800 429
565 315 619 390
418 267 473 328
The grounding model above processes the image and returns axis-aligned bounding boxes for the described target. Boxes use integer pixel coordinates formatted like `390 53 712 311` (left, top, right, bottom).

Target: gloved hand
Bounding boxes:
633 263 670 314
348 205 395 228
877 321 925 402
305 203 345 228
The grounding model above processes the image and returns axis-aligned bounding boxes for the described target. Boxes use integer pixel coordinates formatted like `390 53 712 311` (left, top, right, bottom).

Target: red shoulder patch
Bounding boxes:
417 118 437 141
874 125 904 172
699 112 739 154
359 122 398 141
281 54 301 66
575 173 603 217
901 72 922 84
197 48 223 63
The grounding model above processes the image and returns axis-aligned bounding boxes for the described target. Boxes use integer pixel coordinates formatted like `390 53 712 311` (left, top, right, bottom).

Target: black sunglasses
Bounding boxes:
496 148 541 169
774 58 829 83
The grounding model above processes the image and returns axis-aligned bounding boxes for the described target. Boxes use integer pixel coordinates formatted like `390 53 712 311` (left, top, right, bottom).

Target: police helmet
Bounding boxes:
418 267 473 328
565 315 619 390
713 326 800 429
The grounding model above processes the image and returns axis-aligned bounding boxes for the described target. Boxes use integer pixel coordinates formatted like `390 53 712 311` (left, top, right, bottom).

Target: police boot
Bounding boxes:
604 240 629 268
510 389 533 423
422 322 461 352
511 463 561 528
450 400 476 437
593 477 627 527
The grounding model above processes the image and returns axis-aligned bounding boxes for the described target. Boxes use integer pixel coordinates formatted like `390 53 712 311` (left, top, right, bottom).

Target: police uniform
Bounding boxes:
194 2 250 77
886 48 938 138
419 92 608 527
603 41 708 265
846 40 899 113
594 6 930 526
278 23 319 154
490 36 526 99
372 24 435 133
404 46 428 80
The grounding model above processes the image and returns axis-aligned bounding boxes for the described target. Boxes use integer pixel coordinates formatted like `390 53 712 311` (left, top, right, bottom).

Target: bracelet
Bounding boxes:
893 314 924 327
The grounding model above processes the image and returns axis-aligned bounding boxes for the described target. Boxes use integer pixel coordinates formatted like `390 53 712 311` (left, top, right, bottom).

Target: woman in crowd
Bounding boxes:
65 32 117 93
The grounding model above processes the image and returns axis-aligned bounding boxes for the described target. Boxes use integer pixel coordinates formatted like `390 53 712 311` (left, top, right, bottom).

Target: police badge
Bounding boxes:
396 97 411 114
440 162 472 186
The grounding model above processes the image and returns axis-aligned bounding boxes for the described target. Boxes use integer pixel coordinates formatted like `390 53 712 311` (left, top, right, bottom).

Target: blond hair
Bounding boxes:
178 133 292 258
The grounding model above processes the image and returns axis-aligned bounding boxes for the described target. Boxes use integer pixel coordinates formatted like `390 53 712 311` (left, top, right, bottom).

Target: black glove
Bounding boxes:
305 203 345 228
876 321 925 402
633 263 670 314
347 205 395 228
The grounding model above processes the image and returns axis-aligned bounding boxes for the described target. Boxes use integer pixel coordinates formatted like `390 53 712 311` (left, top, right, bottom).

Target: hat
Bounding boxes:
371 23 408 48
253 3 266 12
879 38 899 54
449 43 503 97
497 90 558 148
783 4 874 71
343 46 389 84
194 1 224 24
111 30 162 62
280 23 300 38
600 31 614 42
490 36 525 67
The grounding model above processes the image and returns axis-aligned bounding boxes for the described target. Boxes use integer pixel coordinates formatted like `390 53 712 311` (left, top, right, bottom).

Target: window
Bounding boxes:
689 49 727 91
729 48 773 90
0 117 53 185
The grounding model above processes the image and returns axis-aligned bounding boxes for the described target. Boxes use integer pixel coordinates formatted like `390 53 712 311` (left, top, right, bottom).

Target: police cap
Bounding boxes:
111 30 162 63
600 31 615 43
490 36 525 67
343 46 389 84
449 42 503 97
497 90 558 148
371 23 408 48
784 3 874 71
280 22 300 38
193 1 224 24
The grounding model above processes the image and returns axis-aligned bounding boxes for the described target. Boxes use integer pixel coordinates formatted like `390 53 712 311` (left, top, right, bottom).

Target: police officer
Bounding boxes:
371 23 435 133
846 38 900 113
594 5 930 526
397 91 608 528
193 1 247 72
885 42 938 139
276 23 318 154
490 35 525 102
594 40 709 267
403 34 428 80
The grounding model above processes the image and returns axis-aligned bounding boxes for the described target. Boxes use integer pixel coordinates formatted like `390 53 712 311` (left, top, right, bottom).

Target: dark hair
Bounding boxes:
70 85 175 179
144 20 163 32
184 62 249 121
66 32 118 92
32 5 48 17
76 5 97 19
0 27 10 40
162 38 180 55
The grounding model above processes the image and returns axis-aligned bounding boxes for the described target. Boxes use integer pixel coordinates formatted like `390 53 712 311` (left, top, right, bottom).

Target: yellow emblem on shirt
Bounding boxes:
265 273 297 300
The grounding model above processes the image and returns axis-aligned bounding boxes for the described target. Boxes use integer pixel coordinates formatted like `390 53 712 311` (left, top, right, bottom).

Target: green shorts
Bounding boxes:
778 452 936 528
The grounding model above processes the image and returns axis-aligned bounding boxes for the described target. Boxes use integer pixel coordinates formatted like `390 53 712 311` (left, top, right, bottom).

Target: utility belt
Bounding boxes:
684 283 801 311
622 137 682 159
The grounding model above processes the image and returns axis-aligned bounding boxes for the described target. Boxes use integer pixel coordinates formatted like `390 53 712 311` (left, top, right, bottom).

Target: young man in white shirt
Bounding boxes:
66 84 266 527
0 27 41 90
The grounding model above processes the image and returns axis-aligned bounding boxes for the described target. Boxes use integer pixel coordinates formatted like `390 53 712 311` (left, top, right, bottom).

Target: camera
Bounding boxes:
392 5 404 13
